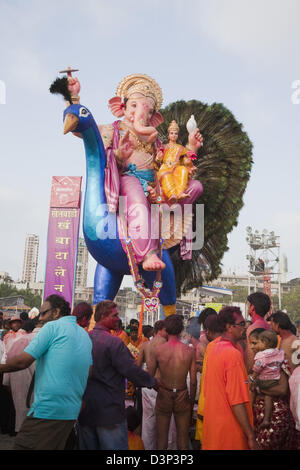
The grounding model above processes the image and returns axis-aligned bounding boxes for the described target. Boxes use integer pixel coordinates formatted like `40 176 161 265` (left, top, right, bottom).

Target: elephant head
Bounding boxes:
109 93 163 143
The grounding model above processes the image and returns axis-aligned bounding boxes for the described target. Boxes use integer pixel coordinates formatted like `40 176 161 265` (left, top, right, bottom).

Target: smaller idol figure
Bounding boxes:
156 120 197 204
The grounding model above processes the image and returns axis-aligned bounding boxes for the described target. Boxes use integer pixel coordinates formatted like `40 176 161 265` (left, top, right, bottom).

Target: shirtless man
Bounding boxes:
270 311 300 373
148 315 197 450
137 320 167 370
137 321 176 450
196 307 217 373
195 309 217 373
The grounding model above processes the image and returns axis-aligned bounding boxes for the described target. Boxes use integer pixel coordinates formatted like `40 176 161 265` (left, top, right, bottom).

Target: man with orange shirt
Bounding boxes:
202 306 257 450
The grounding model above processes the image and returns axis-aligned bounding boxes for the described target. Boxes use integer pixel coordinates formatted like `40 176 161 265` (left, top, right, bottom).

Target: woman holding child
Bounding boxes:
249 328 295 450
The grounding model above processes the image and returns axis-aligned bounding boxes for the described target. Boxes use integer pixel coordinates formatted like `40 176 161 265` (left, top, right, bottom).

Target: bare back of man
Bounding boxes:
148 315 197 450
280 334 300 373
137 322 178 450
137 335 166 379
154 340 195 390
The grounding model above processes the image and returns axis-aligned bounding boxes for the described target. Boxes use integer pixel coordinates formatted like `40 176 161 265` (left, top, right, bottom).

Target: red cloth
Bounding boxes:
253 396 295 450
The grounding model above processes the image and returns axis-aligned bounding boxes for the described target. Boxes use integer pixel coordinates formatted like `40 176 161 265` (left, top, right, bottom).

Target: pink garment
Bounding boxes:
253 348 285 381
3 328 41 432
104 121 121 213
106 121 159 263
247 318 271 338
289 366 300 431
3 329 27 355
246 318 271 371
119 175 158 263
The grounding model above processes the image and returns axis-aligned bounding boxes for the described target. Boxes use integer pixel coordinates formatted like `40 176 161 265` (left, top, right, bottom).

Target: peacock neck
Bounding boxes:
81 122 107 240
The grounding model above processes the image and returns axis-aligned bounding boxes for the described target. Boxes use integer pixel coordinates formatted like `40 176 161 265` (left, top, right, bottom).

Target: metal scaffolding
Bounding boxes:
246 227 282 310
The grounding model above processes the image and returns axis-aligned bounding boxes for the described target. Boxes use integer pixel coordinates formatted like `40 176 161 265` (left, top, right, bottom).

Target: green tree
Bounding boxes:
210 285 248 305
0 283 42 309
227 285 248 303
19 289 42 309
159 100 253 295
0 283 16 298
281 286 300 322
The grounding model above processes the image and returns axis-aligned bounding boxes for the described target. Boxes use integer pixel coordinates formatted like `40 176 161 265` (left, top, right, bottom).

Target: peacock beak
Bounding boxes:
63 113 79 134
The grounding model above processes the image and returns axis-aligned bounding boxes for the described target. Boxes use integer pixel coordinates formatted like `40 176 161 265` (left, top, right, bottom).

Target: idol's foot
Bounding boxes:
142 253 166 271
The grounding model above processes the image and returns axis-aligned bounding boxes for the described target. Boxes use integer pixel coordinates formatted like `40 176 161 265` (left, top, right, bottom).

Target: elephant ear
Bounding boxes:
108 97 125 118
149 111 164 128
158 100 253 295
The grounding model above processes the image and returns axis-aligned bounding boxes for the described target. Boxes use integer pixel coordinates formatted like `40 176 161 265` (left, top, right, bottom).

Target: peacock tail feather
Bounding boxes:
158 100 253 295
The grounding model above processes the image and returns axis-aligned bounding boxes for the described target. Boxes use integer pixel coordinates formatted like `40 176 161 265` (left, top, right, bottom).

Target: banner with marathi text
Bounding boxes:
43 176 82 307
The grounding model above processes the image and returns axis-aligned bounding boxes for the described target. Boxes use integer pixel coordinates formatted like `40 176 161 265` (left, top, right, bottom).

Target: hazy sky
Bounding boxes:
0 0 299 288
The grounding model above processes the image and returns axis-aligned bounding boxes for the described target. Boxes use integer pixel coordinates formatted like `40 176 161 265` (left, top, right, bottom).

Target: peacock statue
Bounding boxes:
50 77 177 312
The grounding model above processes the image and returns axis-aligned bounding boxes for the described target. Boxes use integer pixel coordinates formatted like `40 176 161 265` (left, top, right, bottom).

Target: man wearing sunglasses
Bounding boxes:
202 306 257 450
0 294 92 450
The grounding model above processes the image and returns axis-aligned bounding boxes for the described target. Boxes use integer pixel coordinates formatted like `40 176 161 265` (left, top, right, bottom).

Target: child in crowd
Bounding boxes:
249 329 285 428
126 406 145 450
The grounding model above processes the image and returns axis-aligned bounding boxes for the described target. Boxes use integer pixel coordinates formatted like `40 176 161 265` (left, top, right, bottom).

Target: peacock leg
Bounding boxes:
88 264 124 330
93 263 124 304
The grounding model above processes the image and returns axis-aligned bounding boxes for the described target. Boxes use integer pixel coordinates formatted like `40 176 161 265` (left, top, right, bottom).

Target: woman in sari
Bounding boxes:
249 328 295 450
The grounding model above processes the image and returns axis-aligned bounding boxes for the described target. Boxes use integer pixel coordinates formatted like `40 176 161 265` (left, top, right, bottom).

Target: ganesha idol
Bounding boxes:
67 73 203 273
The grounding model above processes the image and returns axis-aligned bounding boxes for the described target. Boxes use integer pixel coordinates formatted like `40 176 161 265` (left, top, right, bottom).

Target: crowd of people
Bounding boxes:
0 291 299 451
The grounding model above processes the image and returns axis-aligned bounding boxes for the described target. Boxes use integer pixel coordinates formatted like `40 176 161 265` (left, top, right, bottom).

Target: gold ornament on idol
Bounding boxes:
119 122 154 154
128 130 154 154
116 73 163 110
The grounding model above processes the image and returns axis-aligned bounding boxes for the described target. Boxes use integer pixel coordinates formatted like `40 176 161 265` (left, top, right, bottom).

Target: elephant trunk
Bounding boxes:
133 109 158 143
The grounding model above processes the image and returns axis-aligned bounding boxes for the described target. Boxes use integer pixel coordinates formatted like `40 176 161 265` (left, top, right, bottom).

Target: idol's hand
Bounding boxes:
188 164 197 177
118 131 134 159
188 128 203 151
156 149 164 162
147 186 166 204
147 186 158 204
67 77 81 96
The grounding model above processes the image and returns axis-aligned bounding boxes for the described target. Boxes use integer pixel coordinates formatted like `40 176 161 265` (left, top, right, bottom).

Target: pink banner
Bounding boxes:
43 177 82 307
